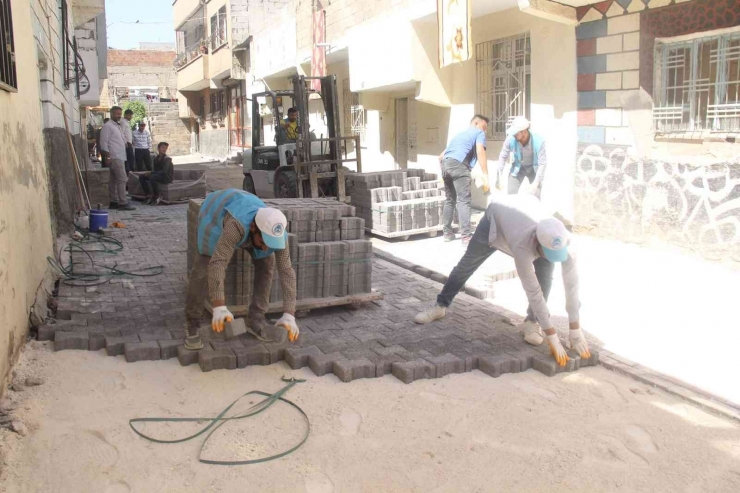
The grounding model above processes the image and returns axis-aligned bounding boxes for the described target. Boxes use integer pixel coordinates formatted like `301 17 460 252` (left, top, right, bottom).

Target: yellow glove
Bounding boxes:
546 334 570 367
211 306 234 333
275 313 300 342
568 328 591 359
481 174 490 193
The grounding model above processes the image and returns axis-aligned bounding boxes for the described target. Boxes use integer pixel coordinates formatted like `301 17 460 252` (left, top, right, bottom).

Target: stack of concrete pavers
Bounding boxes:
188 198 373 305
346 169 448 234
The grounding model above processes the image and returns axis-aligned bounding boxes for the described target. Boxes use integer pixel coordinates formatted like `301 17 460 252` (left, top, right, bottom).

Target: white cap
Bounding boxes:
506 116 531 137
255 207 288 250
536 217 570 262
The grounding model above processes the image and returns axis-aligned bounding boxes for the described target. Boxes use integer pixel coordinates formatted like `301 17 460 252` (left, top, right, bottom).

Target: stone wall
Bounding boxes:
146 102 191 156
198 128 230 158
573 0 740 258
107 50 177 101
44 129 87 236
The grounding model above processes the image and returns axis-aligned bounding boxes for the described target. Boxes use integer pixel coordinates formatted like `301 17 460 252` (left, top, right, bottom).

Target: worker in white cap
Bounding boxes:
183 189 299 350
496 116 548 197
414 194 590 367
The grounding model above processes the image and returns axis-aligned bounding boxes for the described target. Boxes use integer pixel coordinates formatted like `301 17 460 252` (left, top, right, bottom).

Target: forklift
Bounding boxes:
243 74 361 201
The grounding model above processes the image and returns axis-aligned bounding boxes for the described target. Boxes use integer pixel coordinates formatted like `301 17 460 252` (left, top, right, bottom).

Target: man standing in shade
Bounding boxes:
133 122 152 171
120 108 135 174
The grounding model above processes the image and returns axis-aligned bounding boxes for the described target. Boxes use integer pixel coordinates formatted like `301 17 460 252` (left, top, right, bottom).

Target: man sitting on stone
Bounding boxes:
139 142 174 205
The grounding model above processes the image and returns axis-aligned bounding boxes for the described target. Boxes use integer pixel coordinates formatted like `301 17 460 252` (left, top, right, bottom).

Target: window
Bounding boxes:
210 6 227 52
476 33 531 140
209 90 226 122
0 0 17 91
342 78 365 139
654 30 740 134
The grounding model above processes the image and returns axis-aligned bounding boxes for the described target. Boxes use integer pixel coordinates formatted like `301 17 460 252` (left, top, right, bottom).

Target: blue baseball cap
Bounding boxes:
536 218 570 262
255 208 287 250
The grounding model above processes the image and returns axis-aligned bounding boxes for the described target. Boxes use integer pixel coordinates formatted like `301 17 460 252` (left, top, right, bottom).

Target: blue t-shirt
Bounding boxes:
444 127 487 169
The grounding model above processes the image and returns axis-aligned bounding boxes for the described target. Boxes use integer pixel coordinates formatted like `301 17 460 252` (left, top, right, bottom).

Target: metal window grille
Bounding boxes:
61 0 70 89
654 30 740 134
342 78 365 139
476 33 531 140
0 0 17 91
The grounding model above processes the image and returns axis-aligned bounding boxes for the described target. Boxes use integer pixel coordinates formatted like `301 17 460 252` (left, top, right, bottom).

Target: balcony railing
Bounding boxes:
174 39 208 70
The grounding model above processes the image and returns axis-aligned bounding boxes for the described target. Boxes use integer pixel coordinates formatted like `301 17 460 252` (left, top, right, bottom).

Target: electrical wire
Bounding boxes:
47 228 164 287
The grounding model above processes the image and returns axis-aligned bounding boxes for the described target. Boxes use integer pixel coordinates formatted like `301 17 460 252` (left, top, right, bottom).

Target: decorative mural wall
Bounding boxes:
573 0 740 258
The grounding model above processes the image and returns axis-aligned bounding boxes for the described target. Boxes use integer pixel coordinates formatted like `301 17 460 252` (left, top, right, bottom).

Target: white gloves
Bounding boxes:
211 306 234 333
568 328 592 359
546 334 570 367
275 313 300 342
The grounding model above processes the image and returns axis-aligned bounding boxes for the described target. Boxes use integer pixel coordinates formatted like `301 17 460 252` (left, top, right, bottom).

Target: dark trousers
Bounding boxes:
508 167 536 194
135 148 152 172
125 146 136 174
139 172 170 197
442 158 472 238
436 232 554 323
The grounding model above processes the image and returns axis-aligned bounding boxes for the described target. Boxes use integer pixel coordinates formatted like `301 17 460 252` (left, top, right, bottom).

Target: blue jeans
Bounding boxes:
442 158 472 238
436 223 554 323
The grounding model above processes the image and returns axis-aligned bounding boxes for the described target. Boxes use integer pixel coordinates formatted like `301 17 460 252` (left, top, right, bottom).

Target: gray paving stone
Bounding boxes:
54 331 89 351
263 341 292 364
425 353 466 377
225 318 248 339
105 334 140 356
198 348 237 372
392 359 436 384
159 339 184 360
139 330 173 342
232 345 270 368
308 352 346 377
333 358 376 383
285 346 322 369
177 345 201 366
479 354 521 378
124 341 162 362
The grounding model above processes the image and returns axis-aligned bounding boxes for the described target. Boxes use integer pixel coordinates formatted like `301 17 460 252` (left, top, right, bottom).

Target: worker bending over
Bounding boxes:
414 194 590 367
497 116 547 197
184 189 299 350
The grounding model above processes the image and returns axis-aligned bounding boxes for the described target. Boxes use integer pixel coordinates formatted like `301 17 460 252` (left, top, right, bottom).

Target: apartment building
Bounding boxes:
173 0 252 158
0 0 107 391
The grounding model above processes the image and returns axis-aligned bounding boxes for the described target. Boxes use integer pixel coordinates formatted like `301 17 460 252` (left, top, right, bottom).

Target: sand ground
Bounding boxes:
1 340 739 493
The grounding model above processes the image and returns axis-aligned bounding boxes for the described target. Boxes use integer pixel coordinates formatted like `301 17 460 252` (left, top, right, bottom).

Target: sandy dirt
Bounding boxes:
1 340 739 493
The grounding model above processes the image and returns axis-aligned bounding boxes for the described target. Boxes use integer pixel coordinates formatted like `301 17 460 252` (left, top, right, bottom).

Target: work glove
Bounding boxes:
546 334 570 367
481 174 490 193
495 174 502 191
568 328 592 359
211 306 234 333
275 313 300 342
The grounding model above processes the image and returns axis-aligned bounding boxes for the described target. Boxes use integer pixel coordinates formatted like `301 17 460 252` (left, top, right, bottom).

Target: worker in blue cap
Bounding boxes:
184 189 299 350
414 194 590 367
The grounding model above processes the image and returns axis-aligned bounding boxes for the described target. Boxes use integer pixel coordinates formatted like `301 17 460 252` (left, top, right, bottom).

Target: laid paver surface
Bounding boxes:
47 202 598 383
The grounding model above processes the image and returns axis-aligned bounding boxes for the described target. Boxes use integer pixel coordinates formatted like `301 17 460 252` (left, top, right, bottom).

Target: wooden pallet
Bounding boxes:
205 290 384 317
366 225 443 240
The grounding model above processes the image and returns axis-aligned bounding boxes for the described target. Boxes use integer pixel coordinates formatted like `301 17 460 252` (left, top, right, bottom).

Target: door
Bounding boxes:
229 83 244 148
395 98 408 169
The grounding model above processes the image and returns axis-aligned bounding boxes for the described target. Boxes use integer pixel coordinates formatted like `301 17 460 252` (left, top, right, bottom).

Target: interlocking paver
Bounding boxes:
124 341 162 362
47 202 598 383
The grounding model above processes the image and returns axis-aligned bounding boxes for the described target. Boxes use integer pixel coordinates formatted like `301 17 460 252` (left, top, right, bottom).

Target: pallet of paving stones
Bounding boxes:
188 198 381 313
346 169 453 239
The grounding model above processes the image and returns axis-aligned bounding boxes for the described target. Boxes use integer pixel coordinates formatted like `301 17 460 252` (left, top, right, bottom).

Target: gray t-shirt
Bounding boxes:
476 194 580 329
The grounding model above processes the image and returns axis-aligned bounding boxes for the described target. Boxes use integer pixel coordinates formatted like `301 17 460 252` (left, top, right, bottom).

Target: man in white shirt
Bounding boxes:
100 106 136 210
133 122 152 171
414 194 590 368
496 116 548 197
120 109 135 173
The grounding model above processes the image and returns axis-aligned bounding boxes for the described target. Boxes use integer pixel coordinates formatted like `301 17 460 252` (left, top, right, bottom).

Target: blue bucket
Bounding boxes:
89 209 108 232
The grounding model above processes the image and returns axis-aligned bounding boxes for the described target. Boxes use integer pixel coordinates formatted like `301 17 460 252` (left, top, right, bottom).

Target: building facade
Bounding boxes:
0 0 106 392
573 0 740 258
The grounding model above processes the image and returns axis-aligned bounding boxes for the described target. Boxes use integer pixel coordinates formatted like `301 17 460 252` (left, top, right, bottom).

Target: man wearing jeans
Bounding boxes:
438 115 490 246
414 194 591 368
99 106 136 211
497 116 547 197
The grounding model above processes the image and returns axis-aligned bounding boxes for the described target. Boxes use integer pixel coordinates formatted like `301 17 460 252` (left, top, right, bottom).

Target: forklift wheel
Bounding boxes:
243 175 256 195
274 169 298 198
